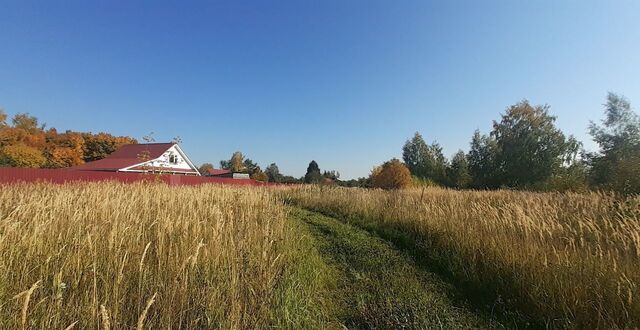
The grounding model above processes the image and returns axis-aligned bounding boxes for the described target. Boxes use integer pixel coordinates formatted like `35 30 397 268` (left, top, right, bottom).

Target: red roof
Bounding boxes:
206 168 232 176
71 143 186 172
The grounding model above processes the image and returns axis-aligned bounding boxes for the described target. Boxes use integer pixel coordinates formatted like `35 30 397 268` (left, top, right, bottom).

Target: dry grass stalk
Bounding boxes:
63 321 79 330
136 293 156 330
13 280 41 330
100 305 110 330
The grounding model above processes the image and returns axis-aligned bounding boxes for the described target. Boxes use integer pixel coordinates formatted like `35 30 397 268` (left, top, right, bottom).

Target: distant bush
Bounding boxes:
370 159 412 190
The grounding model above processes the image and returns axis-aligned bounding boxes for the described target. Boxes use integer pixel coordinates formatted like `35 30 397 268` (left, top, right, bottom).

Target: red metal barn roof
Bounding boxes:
71 143 176 171
206 168 232 176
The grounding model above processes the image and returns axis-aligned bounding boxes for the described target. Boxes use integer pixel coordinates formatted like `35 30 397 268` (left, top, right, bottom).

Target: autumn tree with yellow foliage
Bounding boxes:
370 159 412 190
0 110 136 168
0 144 47 168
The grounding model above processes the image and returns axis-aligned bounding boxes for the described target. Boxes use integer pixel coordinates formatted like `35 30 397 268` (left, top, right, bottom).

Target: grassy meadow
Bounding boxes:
0 183 329 329
1 182 639 329
285 186 640 328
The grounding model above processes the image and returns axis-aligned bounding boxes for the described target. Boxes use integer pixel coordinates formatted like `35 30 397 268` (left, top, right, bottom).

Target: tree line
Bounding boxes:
3 91 638 194
0 111 136 168
204 92 639 194
0 109 335 184
367 93 639 194
199 153 340 184
198 152 278 182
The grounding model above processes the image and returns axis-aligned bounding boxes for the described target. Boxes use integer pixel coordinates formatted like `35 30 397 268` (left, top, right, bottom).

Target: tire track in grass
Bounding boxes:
290 207 503 329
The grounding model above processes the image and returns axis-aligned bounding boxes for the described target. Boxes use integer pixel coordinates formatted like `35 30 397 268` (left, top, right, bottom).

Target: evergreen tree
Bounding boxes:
304 160 322 184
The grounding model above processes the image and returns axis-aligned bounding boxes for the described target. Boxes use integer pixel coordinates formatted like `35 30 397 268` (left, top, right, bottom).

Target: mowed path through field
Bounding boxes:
290 207 503 329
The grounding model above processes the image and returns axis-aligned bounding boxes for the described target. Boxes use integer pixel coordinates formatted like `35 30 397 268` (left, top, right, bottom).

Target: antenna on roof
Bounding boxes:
142 132 155 143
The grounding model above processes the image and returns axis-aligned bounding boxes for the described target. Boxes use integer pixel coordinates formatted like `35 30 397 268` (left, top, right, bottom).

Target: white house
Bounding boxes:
71 143 201 175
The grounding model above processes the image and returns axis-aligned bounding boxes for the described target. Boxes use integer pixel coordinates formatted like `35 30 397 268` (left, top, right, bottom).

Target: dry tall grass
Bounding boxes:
0 183 291 329
286 186 640 328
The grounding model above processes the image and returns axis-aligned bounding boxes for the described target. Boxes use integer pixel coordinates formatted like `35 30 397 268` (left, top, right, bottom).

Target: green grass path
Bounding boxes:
289 207 502 329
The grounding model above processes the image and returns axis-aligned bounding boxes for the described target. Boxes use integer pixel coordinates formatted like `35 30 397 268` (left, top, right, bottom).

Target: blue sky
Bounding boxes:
1 1 639 179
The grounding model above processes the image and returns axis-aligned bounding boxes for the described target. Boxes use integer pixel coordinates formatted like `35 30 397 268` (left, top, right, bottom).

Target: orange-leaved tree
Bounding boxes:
45 130 85 167
0 110 136 168
370 158 412 190
48 147 84 168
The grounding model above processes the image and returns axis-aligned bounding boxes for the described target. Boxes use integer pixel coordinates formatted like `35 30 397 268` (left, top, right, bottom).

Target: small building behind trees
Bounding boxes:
202 168 250 179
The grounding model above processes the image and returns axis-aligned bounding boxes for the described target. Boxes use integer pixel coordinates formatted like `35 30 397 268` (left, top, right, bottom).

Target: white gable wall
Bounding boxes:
147 145 193 170
121 144 200 175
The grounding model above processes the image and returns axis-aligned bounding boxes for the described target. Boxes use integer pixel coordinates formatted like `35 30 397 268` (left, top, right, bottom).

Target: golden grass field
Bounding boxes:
0 183 331 329
1 182 639 329
286 186 640 328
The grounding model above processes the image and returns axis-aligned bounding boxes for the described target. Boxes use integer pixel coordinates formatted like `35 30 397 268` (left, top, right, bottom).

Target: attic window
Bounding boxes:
169 154 178 164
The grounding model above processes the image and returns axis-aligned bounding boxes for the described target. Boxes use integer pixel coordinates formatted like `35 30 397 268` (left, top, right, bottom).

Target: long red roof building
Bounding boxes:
71 143 201 175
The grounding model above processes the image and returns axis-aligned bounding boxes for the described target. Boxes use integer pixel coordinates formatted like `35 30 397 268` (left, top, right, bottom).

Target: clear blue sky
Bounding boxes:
1 1 639 179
